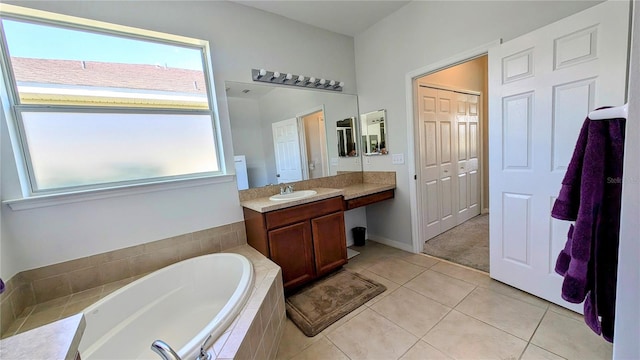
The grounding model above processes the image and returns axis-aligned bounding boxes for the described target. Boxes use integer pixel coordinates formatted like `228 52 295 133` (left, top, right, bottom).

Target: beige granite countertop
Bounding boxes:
240 187 344 213
342 183 396 200
0 313 85 360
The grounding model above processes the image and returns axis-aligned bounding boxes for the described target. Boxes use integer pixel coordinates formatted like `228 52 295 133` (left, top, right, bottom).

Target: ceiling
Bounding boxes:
231 0 410 36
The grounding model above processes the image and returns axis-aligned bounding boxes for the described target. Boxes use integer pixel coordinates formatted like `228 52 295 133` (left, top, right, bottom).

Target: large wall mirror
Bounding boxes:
226 81 361 189
360 109 388 155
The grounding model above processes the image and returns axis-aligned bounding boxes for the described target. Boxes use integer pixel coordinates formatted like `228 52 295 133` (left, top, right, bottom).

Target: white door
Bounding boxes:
455 92 481 224
272 118 303 184
489 0 629 308
418 86 457 240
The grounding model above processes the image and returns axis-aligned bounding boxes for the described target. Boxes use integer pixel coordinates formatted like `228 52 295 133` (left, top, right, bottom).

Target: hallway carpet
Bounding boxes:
423 214 489 272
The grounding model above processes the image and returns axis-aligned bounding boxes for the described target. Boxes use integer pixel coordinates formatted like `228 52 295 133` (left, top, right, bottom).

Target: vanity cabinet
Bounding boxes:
243 196 347 291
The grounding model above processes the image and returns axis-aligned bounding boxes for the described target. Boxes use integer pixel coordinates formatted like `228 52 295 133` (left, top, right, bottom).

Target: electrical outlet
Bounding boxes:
392 153 404 165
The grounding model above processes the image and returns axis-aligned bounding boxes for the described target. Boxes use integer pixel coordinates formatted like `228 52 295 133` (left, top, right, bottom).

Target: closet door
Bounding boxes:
418 87 457 240
455 93 481 225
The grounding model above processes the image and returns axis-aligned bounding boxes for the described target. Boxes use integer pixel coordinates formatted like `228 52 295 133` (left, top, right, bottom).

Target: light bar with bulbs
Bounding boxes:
251 68 344 92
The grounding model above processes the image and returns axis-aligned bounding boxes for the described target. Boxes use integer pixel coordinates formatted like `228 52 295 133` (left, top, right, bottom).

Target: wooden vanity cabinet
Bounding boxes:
243 196 347 291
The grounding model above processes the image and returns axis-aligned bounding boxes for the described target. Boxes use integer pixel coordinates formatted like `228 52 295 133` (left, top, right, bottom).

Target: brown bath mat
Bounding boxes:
285 270 386 337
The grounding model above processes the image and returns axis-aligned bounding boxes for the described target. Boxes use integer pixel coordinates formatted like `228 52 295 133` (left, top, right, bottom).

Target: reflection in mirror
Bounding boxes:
337 117 358 157
360 109 387 155
226 81 361 189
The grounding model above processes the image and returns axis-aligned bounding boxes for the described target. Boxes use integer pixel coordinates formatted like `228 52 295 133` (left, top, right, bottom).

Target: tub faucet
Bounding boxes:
151 340 181 360
196 334 215 360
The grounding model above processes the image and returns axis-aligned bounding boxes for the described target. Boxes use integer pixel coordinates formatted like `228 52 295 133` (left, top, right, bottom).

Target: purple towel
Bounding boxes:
551 111 625 343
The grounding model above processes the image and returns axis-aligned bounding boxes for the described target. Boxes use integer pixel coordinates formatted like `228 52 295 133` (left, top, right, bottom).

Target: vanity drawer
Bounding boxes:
344 189 395 210
265 196 343 230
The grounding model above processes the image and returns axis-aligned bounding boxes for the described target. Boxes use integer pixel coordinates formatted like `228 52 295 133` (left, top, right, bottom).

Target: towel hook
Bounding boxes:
588 103 628 120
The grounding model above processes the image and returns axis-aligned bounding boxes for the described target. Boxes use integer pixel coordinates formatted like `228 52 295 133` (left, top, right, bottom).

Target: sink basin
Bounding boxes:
269 190 318 201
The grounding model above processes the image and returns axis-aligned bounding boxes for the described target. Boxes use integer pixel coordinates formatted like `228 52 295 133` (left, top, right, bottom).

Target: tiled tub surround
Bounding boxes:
0 245 286 360
0 221 248 338
238 171 396 203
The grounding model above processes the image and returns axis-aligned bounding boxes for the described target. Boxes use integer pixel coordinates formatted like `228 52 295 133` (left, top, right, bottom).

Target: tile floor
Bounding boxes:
276 241 613 360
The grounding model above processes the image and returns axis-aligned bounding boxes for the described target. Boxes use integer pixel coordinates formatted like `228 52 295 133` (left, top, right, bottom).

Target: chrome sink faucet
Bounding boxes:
280 184 295 194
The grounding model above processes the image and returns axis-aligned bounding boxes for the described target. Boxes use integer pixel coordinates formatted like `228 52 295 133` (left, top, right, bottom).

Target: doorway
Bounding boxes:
414 55 490 272
271 108 328 183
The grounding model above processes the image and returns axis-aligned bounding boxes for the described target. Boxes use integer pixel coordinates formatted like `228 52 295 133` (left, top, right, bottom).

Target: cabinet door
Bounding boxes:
311 212 347 276
268 221 315 289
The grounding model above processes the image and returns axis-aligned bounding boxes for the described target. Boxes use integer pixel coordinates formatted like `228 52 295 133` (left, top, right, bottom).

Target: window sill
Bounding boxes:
3 174 236 211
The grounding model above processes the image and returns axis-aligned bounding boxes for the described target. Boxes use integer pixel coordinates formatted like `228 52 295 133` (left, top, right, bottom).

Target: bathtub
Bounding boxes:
78 253 254 360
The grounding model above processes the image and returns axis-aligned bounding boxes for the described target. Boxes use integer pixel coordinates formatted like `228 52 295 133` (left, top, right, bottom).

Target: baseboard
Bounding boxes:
346 239 354 247
367 234 414 252
481 208 490 214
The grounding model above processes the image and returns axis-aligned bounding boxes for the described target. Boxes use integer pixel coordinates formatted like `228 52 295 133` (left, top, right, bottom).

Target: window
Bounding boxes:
0 7 222 194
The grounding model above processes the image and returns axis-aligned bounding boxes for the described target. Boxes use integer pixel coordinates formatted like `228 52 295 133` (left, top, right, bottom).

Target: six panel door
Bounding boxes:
488 0 629 308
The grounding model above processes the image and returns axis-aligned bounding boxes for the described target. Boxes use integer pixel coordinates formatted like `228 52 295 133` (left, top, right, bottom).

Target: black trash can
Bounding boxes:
352 227 366 246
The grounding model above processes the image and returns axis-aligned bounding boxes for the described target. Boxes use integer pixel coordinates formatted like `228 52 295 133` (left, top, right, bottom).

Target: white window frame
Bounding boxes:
0 4 226 198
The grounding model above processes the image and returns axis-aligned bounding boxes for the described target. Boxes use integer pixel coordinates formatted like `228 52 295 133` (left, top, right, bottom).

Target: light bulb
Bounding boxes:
318 79 326 86
285 73 293 80
257 68 267 79
309 77 316 83
329 80 336 86
338 81 344 87
272 71 280 80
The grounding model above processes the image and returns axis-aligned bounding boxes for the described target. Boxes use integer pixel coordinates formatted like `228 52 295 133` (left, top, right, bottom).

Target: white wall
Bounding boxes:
0 0 357 279
614 2 639 358
228 97 269 188
354 0 602 247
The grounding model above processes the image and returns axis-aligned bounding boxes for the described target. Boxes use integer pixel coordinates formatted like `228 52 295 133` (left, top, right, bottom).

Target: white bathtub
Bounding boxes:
78 253 254 360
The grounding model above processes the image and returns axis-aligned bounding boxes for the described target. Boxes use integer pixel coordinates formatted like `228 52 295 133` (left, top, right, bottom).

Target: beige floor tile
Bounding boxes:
343 259 368 273
531 311 612 360
455 287 546 340
290 337 349 360
424 310 527 360
371 287 450 337
400 340 452 360
276 319 325 360
430 261 549 309
521 344 566 360
429 261 491 285
398 253 440 269
547 303 583 322
319 303 367 336
366 257 426 285
327 308 418 360
404 270 475 307
480 279 549 309
359 270 401 306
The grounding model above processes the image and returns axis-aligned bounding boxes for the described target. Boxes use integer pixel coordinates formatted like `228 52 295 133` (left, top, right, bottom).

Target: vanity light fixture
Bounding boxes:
251 68 343 91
